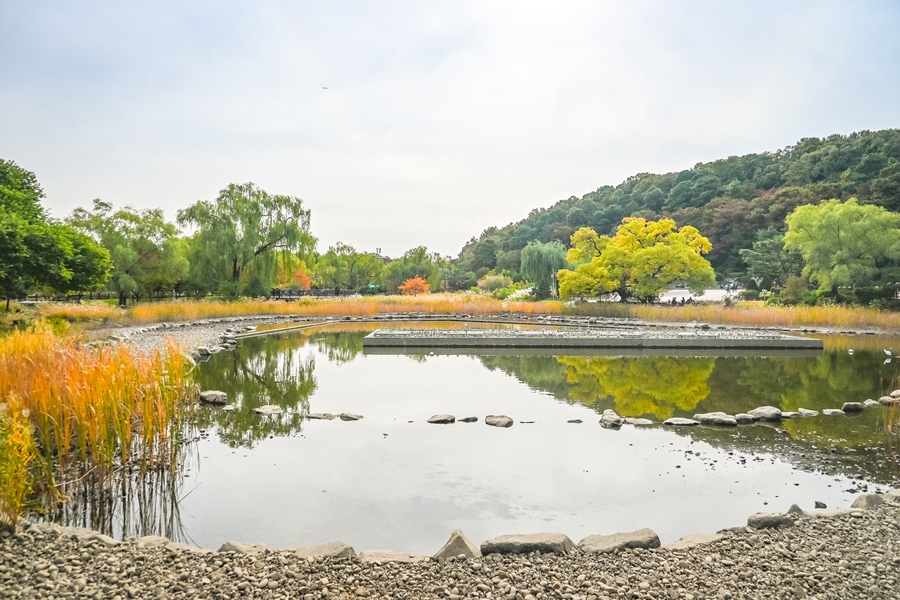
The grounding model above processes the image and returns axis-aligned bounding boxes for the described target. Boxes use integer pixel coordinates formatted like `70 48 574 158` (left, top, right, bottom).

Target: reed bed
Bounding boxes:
0 325 195 530
128 293 565 323
36 301 125 323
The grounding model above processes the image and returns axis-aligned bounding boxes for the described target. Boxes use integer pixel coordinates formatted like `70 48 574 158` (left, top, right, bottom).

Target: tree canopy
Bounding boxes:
557 218 715 302
783 198 900 299
520 240 567 300
316 243 384 290
178 183 314 298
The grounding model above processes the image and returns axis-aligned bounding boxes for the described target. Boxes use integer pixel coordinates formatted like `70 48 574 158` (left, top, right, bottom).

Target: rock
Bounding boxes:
747 513 793 529
662 533 722 550
567 419 583 424
578 529 661 554
797 408 819 417
358 550 427 564
692 412 737 426
823 409 845 416
433 529 481 560
891 389 900 398
254 405 283 415
850 494 885 509
222 404 236 411
427 414 456 424
878 396 899 406
815 501 827 509
217 541 269 554
842 402 865 412
664 418 699 426
199 390 228 404
136 535 171 548
291 542 356 560
780 411 800 419
623 417 654 425
459 416 478 423
748 406 782 421
787 504 856 518
307 413 336 420
599 409 623 428
735 413 757 424
863 399 882 408
340 413 363 421
481 533 575 556
197 346 211 356
485 415 513 428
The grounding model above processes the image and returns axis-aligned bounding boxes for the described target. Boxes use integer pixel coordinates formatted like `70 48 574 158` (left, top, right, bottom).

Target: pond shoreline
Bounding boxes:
7 493 899 599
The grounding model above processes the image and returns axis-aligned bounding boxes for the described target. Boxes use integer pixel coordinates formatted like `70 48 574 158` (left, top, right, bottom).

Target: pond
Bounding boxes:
57 322 900 554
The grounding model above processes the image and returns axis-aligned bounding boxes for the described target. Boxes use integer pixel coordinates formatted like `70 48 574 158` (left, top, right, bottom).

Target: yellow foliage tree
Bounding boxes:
557 218 715 302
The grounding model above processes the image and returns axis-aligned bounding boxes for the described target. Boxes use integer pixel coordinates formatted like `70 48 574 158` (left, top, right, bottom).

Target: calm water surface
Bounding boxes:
66 322 900 553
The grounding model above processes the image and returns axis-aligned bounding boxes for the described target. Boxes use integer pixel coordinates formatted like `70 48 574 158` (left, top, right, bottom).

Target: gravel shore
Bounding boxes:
4 495 899 600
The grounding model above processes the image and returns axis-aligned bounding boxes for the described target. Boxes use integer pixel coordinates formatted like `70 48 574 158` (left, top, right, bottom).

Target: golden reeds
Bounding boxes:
36 301 125 322
0 324 195 528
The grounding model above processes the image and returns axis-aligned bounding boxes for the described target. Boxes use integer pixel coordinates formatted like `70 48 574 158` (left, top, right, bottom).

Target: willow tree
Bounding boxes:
520 240 567 300
178 183 314 298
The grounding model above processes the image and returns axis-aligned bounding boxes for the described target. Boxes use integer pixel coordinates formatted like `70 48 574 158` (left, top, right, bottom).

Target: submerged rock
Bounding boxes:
735 413 757 424
664 418 699 426
599 409 623 429
823 408 845 416
567 419 583 424
480 533 574 556
199 390 227 404
307 413 336 420
254 405 284 415
693 412 737 426
623 417 654 426
458 416 478 423
339 413 363 421
578 528 660 554
427 414 456 424
748 406 782 421
485 415 513 428
433 529 481 560
797 408 819 417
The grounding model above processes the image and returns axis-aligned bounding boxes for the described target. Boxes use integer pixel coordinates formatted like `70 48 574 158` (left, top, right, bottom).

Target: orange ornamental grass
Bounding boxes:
128 293 565 323
0 324 195 528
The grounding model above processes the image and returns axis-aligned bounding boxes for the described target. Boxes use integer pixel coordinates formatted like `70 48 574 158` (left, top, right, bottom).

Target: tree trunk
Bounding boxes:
118 291 127 307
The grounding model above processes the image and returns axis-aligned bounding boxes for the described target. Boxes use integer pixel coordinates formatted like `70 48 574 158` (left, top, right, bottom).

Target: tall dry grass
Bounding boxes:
0 397 38 531
36 302 125 322
0 324 195 528
128 293 565 323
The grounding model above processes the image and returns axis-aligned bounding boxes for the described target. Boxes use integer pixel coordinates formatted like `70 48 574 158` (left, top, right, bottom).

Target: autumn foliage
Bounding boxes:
398 276 430 296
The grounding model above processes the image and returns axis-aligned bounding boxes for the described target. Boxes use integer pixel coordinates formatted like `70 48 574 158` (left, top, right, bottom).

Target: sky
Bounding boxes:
1 1 899 258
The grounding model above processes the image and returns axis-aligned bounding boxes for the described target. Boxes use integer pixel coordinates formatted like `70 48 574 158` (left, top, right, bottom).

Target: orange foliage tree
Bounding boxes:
398 276 430 296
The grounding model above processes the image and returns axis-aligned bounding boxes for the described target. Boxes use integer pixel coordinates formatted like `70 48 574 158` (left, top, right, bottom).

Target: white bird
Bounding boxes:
885 349 893 356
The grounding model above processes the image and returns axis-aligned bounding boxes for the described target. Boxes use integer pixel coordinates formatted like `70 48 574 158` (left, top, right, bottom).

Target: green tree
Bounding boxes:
783 198 900 300
738 228 803 290
558 218 715 302
315 243 384 290
520 240 567 300
68 200 187 306
177 183 314 298
0 160 110 306
381 246 446 292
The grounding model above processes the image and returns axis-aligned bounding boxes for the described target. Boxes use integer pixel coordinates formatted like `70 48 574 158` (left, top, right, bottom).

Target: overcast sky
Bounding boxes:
1 1 899 257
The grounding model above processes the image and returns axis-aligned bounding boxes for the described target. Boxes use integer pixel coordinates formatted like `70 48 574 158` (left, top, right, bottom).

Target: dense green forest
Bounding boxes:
454 129 900 287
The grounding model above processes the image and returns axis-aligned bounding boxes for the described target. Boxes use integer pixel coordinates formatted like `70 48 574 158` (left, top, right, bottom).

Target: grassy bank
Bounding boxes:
18 294 900 332
0 325 195 531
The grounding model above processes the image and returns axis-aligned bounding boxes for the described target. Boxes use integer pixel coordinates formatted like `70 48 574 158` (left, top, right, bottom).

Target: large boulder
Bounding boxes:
427 414 456 424
485 415 513 428
663 418 699 426
599 409 623 429
747 513 793 529
662 533 722 550
578 528 661 554
748 406 782 421
199 390 228 404
850 494 885 510
218 541 269 554
480 533 574 556
291 542 356 560
433 529 481 560
358 550 427 564
693 412 737 427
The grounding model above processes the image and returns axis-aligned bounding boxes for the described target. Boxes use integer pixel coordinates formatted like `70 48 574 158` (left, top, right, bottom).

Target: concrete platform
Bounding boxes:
362 328 823 350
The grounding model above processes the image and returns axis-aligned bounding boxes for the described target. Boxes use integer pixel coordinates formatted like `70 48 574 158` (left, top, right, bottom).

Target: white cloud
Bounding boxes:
1 0 898 256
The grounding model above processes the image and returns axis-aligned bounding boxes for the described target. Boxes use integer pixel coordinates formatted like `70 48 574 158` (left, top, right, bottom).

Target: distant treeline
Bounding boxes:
455 129 900 284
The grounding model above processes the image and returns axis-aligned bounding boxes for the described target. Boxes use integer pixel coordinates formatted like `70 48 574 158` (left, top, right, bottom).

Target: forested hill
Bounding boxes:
454 129 900 283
